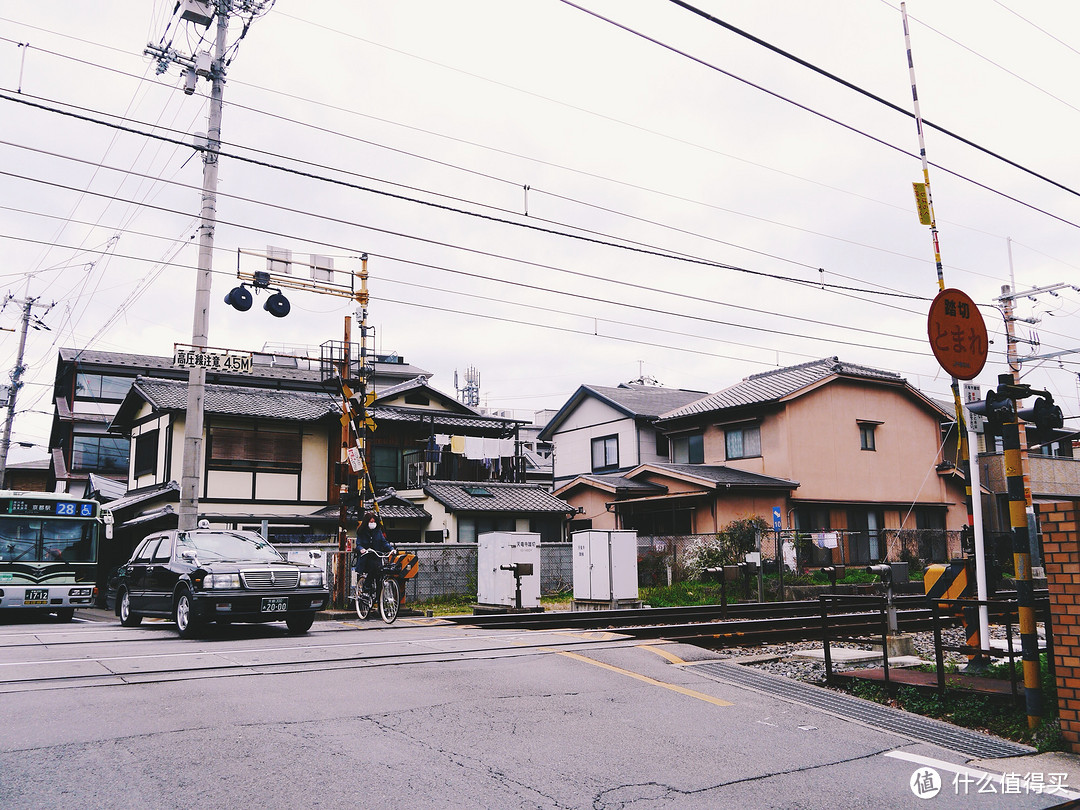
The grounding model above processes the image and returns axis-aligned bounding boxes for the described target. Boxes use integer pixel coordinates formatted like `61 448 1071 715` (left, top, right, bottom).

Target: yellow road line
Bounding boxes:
638 644 687 665
557 650 732 707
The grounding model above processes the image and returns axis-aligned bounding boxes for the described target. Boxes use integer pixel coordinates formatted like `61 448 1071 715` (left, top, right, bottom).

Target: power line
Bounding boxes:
0 92 937 301
0 29 1071 285
557 0 1080 231
661 0 1080 199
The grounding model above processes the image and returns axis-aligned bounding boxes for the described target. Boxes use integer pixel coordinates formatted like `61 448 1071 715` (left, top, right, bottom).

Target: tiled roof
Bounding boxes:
580 474 664 492
103 480 180 513
134 378 335 421
539 383 707 440
584 384 708 417
660 357 905 419
642 463 798 489
423 480 574 513
368 405 521 434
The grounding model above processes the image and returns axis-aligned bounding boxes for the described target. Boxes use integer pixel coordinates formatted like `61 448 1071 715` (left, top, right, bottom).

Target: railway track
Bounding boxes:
446 592 1042 650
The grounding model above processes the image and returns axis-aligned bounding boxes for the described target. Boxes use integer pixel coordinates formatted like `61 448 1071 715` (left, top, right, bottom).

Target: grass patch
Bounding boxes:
640 582 728 607
840 653 1065 752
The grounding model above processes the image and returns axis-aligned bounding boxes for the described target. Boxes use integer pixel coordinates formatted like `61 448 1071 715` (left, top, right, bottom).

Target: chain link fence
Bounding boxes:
327 544 573 604
318 529 962 603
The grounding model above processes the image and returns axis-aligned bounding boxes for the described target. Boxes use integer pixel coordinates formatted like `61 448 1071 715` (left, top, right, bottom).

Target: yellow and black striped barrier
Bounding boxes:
389 551 419 579
924 560 982 658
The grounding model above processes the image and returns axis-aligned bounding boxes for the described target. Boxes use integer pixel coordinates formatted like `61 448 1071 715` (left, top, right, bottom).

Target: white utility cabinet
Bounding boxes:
572 530 638 601
477 532 541 607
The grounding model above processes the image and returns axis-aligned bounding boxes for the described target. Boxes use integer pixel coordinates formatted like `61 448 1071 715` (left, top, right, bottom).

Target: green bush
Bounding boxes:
683 516 770 579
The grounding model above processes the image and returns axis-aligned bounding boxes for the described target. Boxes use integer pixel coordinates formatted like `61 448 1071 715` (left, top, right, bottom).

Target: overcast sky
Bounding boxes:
2 0 1079 462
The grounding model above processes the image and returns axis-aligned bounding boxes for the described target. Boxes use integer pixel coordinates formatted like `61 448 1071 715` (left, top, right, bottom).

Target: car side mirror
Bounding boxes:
180 550 198 563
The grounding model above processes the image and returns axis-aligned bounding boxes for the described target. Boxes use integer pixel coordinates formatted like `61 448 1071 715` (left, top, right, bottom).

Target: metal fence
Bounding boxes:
635 529 962 586
325 543 573 603
307 529 962 603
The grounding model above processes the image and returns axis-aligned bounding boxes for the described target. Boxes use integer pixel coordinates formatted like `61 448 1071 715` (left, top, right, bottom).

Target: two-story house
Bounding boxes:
48 346 431 496
553 358 968 565
538 383 707 489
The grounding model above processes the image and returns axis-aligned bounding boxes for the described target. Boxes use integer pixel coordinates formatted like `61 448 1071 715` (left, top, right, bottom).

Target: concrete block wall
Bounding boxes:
1037 500 1080 752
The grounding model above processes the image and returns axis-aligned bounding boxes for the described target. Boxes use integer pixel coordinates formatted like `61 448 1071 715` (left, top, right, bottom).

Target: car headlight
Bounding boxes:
299 571 324 588
206 573 241 589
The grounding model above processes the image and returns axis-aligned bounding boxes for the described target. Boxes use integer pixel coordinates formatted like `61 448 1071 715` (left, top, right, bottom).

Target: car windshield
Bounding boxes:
178 531 283 562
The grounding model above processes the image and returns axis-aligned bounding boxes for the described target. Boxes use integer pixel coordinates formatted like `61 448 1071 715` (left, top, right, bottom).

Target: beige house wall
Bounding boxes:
710 380 958 528
551 397 638 482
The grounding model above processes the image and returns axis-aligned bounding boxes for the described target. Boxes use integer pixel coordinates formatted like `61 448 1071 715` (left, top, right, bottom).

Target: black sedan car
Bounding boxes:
114 528 329 637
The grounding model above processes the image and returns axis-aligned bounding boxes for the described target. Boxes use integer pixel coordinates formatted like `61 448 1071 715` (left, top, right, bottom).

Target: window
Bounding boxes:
370 446 403 489
71 435 129 473
209 421 301 470
859 423 877 451
133 430 159 477
529 515 563 543
404 392 430 406
457 514 515 542
75 373 131 401
725 426 760 460
591 435 619 472
671 433 704 464
654 432 669 457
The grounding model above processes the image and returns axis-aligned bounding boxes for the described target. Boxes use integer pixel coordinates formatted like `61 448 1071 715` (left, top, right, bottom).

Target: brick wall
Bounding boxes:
1038 500 1080 752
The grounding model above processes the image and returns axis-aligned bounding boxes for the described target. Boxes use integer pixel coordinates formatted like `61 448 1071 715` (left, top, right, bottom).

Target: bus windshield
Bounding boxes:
0 519 97 563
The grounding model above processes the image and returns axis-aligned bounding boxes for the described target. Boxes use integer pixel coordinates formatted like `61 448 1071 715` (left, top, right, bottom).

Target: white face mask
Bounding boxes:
367 522 376 530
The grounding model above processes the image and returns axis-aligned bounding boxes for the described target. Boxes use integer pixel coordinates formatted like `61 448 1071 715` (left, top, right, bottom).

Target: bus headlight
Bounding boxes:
68 587 93 597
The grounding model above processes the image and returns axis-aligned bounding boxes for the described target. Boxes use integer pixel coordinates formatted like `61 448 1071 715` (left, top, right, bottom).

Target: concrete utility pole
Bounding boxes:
0 295 50 487
148 1 271 529
177 5 229 531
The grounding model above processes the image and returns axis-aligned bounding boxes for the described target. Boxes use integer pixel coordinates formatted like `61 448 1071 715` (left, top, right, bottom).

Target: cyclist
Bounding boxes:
354 512 393 598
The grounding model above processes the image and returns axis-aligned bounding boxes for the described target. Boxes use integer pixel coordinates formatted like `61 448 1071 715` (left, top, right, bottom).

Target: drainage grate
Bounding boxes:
692 661 1034 760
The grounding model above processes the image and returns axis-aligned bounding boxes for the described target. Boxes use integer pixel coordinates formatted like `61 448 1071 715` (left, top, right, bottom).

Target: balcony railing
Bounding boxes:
979 452 1080 498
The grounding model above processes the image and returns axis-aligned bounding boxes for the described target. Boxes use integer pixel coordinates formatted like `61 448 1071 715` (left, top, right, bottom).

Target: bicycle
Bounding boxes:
354 551 401 624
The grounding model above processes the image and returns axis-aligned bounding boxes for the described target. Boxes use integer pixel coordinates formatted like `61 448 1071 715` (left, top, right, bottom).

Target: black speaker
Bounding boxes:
223 286 252 312
264 292 291 318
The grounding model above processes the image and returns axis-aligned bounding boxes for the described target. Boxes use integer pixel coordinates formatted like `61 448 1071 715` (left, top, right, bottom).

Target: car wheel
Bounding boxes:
54 607 75 622
285 613 314 635
119 589 142 627
174 589 200 638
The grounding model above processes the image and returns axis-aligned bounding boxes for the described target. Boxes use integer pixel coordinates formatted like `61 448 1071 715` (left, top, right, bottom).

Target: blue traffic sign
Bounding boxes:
773 507 782 531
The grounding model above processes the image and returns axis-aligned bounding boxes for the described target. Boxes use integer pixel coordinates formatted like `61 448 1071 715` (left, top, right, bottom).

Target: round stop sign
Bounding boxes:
927 288 988 380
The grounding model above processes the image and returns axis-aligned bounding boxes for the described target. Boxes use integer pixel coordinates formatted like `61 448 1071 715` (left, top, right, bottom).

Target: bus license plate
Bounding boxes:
25 589 48 605
261 597 288 613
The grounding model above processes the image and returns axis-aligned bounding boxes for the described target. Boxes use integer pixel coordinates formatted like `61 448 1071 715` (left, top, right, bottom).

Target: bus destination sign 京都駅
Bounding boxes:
927 288 988 381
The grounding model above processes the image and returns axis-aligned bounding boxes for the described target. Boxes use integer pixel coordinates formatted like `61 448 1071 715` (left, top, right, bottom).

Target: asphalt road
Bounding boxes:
0 610 1077 809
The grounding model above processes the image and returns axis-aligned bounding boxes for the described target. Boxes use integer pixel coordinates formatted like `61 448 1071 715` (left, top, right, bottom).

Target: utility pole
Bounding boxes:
0 295 51 487
147 1 269 529
996 277 1073 569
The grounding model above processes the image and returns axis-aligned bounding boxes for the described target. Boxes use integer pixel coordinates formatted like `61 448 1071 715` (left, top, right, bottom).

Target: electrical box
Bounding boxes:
477 532 540 607
178 0 214 26
572 530 638 601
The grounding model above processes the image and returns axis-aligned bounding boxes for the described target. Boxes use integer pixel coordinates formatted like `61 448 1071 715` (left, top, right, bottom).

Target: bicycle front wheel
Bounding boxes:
355 588 372 620
379 578 400 624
